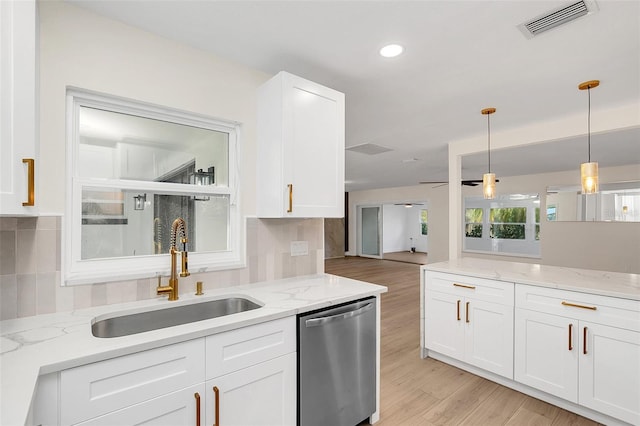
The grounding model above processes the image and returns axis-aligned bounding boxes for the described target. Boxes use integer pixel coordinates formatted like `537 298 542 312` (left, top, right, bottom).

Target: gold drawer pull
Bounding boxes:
456 300 461 321
287 184 293 213
22 158 35 206
194 392 201 426
213 386 220 426
561 301 597 311
453 283 476 290
465 302 470 323
568 324 573 351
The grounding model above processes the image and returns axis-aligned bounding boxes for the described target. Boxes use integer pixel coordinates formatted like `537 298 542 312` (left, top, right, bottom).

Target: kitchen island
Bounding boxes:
1 274 387 425
421 258 640 426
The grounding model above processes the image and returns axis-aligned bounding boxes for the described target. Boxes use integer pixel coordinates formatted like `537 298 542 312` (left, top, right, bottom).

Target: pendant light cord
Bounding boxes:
587 86 591 163
487 113 491 173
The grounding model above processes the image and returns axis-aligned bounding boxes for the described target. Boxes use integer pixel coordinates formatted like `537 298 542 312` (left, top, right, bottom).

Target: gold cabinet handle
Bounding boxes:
194 392 201 426
583 327 588 355
561 301 597 311
213 386 220 426
453 283 476 290
22 158 35 206
568 324 573 351
287 184 293 213
465 302 470 323
456 300 461 321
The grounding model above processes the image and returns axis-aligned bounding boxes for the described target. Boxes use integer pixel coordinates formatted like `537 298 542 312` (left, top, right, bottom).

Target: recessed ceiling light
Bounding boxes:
379 44 404 58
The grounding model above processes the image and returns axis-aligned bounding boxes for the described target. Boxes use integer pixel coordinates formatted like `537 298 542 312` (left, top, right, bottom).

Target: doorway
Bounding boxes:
358 205 382 258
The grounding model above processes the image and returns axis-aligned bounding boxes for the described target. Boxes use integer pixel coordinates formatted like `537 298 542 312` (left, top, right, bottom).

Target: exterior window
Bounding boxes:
465 208 483 238
489 207 526 239
535 207 540 241
65 89 243 285
420 209 428 235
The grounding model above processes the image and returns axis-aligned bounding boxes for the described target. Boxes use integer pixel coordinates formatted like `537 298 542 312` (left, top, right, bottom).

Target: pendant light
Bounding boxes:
579 80 599 194
481 107 497 199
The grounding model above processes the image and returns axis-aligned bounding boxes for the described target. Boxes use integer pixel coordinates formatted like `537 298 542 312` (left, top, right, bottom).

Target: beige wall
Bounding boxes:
346 184 450 264
462 164 640 273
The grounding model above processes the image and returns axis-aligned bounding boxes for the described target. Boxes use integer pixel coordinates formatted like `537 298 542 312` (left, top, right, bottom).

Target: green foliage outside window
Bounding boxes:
465 208 483 238
420 209 428 235
490 207 526 239
535 207 540 241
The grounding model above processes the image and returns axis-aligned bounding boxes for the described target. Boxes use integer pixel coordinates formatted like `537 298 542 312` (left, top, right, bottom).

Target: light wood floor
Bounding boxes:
325 256 600 426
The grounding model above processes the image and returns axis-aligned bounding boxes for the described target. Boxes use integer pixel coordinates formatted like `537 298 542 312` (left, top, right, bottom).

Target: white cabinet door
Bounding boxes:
0 0 38 215
74 383 205 426
579 322 640 425
257 71 345 218
465 299 514 378
206 352 296 426
514 308 578 403
424 291 465 360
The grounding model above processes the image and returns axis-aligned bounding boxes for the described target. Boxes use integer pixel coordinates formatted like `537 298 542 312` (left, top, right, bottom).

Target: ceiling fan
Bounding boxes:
394 202 424 207
419 179 500 187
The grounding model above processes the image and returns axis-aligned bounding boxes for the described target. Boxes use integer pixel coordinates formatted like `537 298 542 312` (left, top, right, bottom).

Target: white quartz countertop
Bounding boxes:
422 258 640 300
0 273 387 426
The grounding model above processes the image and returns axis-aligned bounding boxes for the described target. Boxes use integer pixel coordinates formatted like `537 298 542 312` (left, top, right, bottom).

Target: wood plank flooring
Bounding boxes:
325 256 600 426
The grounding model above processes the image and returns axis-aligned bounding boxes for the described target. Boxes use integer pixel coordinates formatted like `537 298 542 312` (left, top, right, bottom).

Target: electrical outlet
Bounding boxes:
291 240 309 256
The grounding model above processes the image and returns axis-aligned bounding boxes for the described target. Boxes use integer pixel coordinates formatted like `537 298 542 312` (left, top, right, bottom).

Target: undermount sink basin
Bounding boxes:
92 297 262 338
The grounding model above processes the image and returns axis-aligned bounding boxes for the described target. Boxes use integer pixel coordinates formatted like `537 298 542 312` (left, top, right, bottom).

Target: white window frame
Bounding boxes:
64 88 244 285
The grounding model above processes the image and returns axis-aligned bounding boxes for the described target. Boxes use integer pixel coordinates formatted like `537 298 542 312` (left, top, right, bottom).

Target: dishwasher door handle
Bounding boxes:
305 302 374 327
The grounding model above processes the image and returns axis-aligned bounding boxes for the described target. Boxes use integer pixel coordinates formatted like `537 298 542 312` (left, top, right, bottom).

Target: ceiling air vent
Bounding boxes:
518 0 598 39
346 143 393 155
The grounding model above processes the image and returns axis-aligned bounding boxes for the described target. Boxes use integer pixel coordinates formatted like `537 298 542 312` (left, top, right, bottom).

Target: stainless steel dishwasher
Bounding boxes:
298 296 376 426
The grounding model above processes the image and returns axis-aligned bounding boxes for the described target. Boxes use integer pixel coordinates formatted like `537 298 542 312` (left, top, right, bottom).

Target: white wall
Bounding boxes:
348 184 449 264
382 205 406 253
38 1 269 215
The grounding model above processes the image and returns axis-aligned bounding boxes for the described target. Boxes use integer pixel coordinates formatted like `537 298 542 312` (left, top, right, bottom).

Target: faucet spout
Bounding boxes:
157 217 190 301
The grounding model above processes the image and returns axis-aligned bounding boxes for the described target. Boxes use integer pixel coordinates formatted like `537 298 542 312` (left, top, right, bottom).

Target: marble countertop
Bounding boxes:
0 273 387 425
422 258 640 300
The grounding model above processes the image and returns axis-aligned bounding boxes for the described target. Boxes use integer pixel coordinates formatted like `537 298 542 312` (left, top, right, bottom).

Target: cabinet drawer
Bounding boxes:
206 317 296 379
516 284 640 332
61 338 204 425
425 271 514 306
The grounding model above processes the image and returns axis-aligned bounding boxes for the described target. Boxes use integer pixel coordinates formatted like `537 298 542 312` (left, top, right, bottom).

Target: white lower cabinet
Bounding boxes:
424 272 514 379
206 353 297 426
46 317 296 426
515 285 640 425
74 383 205 426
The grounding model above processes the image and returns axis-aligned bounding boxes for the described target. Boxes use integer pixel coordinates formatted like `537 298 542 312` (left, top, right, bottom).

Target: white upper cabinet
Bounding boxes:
0 0 38 215
257 71 345 218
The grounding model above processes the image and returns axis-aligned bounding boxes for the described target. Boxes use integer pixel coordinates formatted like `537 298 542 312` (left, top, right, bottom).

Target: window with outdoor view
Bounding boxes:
489 207 526 239
465 208 483 238
420 209 428 235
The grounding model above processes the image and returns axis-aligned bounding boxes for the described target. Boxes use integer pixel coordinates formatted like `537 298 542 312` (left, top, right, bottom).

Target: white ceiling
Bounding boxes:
67 0 640 191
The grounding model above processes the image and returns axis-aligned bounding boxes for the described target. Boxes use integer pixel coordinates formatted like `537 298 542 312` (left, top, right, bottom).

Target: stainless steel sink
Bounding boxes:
92 297 262 338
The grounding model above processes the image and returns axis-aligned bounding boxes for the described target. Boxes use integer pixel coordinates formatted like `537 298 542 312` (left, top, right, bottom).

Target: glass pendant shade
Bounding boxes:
581 162 598 194
483 173 496 199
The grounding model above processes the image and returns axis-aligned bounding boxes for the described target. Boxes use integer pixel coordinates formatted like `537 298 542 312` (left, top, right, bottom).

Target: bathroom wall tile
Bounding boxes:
16 229 37 274
0 231 16 275
0 218 17 231
0 275 17 320
17 217 37 229
17 274 37 318
36 230 57 273
36 272 57 315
